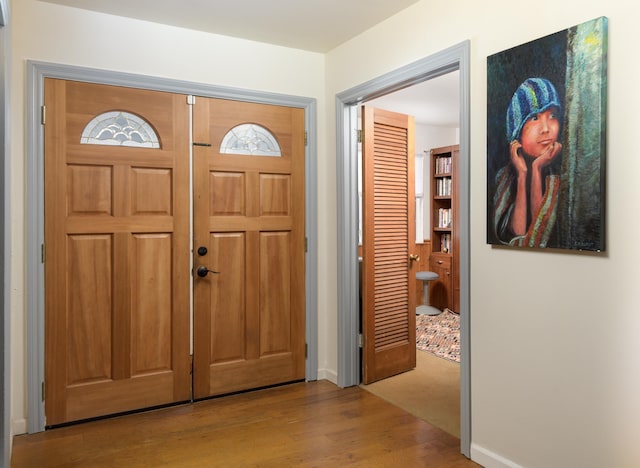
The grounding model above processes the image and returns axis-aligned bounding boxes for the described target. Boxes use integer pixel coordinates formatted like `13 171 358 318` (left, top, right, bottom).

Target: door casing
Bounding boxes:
335 41 471 457
1 2 10 466
26 61 318 433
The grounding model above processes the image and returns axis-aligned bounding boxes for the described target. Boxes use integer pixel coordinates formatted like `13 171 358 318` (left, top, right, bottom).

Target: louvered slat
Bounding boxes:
372 121 409 352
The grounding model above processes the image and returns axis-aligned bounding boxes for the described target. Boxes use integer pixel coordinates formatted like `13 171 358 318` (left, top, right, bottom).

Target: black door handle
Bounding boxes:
196 266 219 277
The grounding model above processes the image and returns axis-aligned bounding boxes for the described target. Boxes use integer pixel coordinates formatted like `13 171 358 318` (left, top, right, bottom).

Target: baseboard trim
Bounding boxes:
471 443 523 468
316 368 338 385
11 418 26 436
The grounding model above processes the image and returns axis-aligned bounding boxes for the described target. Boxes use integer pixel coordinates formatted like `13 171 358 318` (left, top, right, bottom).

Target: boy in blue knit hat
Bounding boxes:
493 77 563 247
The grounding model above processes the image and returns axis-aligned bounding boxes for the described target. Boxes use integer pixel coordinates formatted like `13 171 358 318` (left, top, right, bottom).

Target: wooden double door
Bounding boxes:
44 79 306 426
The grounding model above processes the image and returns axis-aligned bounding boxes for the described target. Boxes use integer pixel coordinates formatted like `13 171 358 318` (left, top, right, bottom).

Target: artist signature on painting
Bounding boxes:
573 240 598 251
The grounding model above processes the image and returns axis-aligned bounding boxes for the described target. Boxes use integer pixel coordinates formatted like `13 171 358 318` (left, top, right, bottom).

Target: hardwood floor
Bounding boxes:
11 380 478 467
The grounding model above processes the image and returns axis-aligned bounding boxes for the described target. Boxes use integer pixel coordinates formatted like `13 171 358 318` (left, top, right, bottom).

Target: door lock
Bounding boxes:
196 266 219 277
409 254 420 262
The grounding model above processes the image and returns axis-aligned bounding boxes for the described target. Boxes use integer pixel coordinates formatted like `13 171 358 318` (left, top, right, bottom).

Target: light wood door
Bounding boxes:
44 79 191 425
192 97 306 398
361 106 417 384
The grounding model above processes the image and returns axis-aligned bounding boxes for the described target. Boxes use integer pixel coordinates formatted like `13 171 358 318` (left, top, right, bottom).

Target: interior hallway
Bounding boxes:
11 380 476 467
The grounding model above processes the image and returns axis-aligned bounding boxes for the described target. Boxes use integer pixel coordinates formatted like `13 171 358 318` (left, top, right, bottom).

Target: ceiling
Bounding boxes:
42 0 422 53
368 71 459 127
42 0 459 127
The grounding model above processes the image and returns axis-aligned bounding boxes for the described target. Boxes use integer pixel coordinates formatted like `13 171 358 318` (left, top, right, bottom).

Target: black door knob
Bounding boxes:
196 266 219 277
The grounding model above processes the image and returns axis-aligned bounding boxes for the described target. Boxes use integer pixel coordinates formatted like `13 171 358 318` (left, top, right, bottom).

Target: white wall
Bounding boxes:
415 123 458 156
9 0 327 435
327 1 640 467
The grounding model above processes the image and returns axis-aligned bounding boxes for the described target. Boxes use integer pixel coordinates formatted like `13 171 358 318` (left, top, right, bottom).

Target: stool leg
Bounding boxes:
416 280 441 316
423 282 429 306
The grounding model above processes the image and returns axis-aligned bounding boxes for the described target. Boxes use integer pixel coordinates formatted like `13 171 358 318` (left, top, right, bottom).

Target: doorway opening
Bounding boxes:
359 71 461 438
335 41 471 457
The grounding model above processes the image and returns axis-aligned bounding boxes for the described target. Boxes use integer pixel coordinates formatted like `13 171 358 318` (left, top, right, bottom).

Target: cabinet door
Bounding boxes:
428 255 451 311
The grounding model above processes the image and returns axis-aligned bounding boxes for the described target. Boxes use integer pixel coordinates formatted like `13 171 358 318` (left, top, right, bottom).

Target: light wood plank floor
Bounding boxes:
11 380 479 467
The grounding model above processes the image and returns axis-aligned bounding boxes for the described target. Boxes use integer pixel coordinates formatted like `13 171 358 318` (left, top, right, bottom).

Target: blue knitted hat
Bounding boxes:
506 77 561 142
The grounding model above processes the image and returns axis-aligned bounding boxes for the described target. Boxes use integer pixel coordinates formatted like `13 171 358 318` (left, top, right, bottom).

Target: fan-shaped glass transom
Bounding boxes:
80 111 160 148
219 123 281 157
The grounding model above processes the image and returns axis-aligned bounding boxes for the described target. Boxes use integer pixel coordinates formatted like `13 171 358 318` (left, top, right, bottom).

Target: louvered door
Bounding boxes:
361 106 417 384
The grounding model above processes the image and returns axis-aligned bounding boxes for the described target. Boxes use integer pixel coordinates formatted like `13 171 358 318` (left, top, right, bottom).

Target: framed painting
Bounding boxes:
486 17 608 251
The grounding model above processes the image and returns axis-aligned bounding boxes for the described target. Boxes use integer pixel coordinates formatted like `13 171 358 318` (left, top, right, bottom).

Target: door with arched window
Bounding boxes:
43 80 305 425
44 79 191 425
192 97 306 399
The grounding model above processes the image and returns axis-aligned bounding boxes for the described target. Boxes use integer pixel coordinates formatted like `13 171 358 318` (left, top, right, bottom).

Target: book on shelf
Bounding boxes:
437 208 452 228
436 177 452 197
440 233 451 253
435 156 452 175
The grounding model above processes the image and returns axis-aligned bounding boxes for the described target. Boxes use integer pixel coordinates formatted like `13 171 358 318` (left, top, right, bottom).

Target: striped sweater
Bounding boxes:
493 166 560 248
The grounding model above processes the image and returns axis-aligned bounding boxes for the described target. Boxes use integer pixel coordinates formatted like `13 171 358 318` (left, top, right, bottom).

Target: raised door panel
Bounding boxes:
66 235 113 385
130 234 173 375
209 232 246 364
259 232 292 356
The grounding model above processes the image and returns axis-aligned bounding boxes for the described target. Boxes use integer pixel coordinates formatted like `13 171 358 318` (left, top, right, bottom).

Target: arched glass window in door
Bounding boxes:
80 111 160 148
220 123 281 157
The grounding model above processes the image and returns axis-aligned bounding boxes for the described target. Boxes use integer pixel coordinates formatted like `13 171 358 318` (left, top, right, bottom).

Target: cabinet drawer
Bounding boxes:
428 254 452 310
429 255 451 270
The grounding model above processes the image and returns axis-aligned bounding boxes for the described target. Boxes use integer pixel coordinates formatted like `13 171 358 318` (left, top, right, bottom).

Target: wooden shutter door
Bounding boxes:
361 106 417 384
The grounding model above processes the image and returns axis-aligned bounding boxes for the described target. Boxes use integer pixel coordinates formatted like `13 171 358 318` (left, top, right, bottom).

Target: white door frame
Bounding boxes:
335 41 471 457
26 61 318 432
1 0 10 465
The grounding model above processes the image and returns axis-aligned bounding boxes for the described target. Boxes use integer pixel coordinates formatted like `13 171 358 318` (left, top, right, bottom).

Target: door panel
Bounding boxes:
192 97 305 399
361 106 417 384
209 233 246 363
44 79 191 425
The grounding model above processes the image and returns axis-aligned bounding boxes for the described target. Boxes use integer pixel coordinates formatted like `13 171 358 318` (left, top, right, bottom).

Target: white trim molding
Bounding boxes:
471 443 524 468
1 1 10 466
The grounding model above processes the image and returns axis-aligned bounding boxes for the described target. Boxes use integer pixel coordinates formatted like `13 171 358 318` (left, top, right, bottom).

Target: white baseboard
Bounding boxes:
11 418 26 436
316 368 338 385
471 443 523 468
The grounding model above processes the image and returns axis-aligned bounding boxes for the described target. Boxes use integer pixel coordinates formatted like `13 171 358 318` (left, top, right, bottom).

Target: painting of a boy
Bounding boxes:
487 17 607 251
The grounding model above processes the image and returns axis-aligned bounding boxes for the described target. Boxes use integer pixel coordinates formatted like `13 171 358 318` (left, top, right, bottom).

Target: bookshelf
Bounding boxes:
429 144 459 312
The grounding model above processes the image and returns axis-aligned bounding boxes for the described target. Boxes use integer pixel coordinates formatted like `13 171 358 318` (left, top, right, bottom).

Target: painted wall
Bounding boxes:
327 1 640 467
9 0 327 435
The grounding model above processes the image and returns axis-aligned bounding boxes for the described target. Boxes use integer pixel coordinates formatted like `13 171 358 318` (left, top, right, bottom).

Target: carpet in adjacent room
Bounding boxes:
416 308 460 363
361 350 460 438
